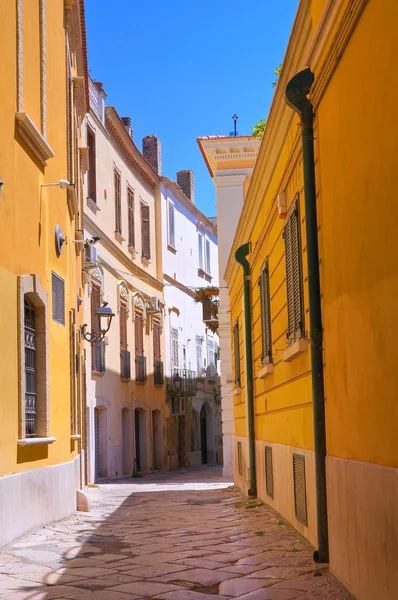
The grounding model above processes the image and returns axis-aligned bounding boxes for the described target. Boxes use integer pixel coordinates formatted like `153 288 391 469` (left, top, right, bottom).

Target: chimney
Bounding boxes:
177 170 195 203
121 116 133 139
142 135 162 175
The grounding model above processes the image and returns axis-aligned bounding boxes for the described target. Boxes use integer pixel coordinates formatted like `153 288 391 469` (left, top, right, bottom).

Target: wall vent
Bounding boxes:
265 446 274 498
52 272 65 325
293 453 307 526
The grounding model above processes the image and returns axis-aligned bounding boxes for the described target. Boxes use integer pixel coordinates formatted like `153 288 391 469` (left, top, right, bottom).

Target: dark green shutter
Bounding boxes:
259 259 272 364
233 320 240 387
284 197 304 344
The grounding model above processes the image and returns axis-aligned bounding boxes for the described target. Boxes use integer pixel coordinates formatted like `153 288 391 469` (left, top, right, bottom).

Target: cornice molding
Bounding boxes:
15 112 54 166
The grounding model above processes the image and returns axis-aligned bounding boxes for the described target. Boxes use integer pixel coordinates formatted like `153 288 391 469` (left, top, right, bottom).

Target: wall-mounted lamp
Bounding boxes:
41 179 70 190
72 236 101 247
81 301 115 344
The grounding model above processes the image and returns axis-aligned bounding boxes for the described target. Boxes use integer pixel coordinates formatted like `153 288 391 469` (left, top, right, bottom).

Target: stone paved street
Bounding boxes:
0 467 353 600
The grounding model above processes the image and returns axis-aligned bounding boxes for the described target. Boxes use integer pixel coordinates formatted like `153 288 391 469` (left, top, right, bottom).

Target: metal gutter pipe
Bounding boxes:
285 67 329 563
235 242 256 497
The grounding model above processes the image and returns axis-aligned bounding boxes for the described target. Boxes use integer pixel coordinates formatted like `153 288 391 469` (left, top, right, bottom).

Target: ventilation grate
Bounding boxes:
293 453 307 525
52 272 65 325
265 446 274 498
237 441 242 476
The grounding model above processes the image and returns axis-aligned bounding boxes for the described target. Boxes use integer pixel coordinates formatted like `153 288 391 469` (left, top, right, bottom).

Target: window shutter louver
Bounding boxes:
128 188 135 247
284 197 304 344
293 454 308 525
153 322 161 362
265 446 274 498
233 320 240 387
114 170 121 234
259 259 272 364
135 313 144 356
52 272 65 325
168 203 175 247
141 205 150 259
120 303 127 350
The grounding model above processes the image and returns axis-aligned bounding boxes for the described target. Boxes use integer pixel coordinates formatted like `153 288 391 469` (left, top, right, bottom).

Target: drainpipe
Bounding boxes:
285 67 328 563
235 243 256 497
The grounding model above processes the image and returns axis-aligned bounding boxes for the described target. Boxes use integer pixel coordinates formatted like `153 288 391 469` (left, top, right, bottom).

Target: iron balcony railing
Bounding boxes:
154 360 164 385
121 349 131 380
168 368 198 396
93 340 105 373
135 354 147 383
89 77 105 123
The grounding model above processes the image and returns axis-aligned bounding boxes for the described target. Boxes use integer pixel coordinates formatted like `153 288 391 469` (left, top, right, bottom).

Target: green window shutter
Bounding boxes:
259 259 272 364
284 197 304 344
233 320 240 387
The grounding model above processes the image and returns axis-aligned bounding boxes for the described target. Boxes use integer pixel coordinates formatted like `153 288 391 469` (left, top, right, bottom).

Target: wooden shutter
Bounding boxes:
114 169 121 233
265 446 274 498
293 454 308 525
91 284 101 333
52 272 65 325
128 187 135 247
87 126 96 201
168 202 175 247
135 313 144 356
284 197 304 344
153 321 161 361
233 320 240 387
120 302 128 350
259 259 272 364
141 204 150 259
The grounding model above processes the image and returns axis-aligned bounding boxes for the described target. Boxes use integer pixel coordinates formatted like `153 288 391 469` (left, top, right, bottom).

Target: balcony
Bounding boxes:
121 349 131 380
135 355 147 383
167 368 198 396
202 298 219 333
89 77 105 124
154 360 164 386
92 341 105 373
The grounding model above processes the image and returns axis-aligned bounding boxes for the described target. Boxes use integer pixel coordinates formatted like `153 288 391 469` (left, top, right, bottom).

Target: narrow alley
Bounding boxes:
0 468 352 600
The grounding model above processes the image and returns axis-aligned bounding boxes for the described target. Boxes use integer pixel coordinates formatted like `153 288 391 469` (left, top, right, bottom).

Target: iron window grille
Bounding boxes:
52 272 65 325
259 258 272 365
284 196 304 344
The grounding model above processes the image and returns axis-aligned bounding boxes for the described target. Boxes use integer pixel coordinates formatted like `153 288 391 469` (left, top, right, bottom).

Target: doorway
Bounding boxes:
122 408 130 476
200 405 207 464
135 410 141 472
94 406 108 480
152 410 162 470
134 408 147 473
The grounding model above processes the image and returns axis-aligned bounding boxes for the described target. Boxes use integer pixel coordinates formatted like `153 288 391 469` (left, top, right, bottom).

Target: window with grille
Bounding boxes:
237 441 242 475
293 454 308 525
198 233 203 270
233 320 241 387
284 197 304 344
127 187 135 247
114 169 121 234
172 328 179 368
141 204 150 259
24 299 37 437
52 272 65 325
265 446 274 498
205 238 211 274
259 259 272 365
168 202 175 248
87 126 96 202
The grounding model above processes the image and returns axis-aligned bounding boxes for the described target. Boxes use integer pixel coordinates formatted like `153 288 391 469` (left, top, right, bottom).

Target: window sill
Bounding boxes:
71 434 81 440
128 246 138 258
258 362 274 378
232 387 241 396
136 380 147 386
282 338 309 362
121 377 131 383
92 369 105 378
87 197 100 213
154 383 164 388
168 244 177 254
18 437 56 446
115 231 125 244
141 257 151 267
198 268 212 282
15 112 54 166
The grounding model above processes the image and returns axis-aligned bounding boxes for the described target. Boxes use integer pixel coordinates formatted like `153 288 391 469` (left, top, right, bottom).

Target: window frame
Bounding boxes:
198 232 204 270
168 201 176 249
127 186 135 248
284 196 305 345
87 125 96 202
141 202 151 260
259 258 272 365
205 237 211 275
114 168 122 234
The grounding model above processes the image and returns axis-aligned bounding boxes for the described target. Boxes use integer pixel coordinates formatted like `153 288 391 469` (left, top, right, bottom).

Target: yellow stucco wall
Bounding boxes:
0 1 83 476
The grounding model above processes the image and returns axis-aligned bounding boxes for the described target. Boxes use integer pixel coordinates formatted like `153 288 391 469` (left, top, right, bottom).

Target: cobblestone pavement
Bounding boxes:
0 467 353 600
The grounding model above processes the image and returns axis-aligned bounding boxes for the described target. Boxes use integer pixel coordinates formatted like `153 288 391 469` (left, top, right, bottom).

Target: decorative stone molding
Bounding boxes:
132 292 147 323
16 0 23 112
117 281 129 314
18 274 49 440
39 0 47 137
15 113 54 166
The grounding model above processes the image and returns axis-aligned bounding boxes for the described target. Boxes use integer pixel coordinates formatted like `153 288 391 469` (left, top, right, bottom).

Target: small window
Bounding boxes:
205 238 211 274
284 197 304 344
265 446 274 498
87 126 96 202
259 258 272 364
168 202 175 248
114 169 122 234
293 454 308 526
141 204 150 259
127 187 135 247
198 233 203 270
237 441 242 475
233 319 240 387
52 272 65 325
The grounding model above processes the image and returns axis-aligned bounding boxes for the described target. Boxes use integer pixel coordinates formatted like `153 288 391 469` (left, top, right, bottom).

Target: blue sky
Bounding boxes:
85 0 298 217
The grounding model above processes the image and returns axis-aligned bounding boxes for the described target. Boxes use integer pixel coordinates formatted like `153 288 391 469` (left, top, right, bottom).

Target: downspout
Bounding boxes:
235 243 256 497
285 67 329 563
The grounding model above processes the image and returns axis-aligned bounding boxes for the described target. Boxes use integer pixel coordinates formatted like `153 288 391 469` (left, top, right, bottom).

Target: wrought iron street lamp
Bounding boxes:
81 301 115 343
232 114 238 136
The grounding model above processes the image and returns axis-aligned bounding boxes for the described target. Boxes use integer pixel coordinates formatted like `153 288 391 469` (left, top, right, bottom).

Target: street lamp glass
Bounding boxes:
173 373 182 392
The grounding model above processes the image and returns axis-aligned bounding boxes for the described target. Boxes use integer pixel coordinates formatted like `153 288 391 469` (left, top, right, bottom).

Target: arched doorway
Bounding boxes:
200 405 207 464
152 409 162 470
122 408 130 476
